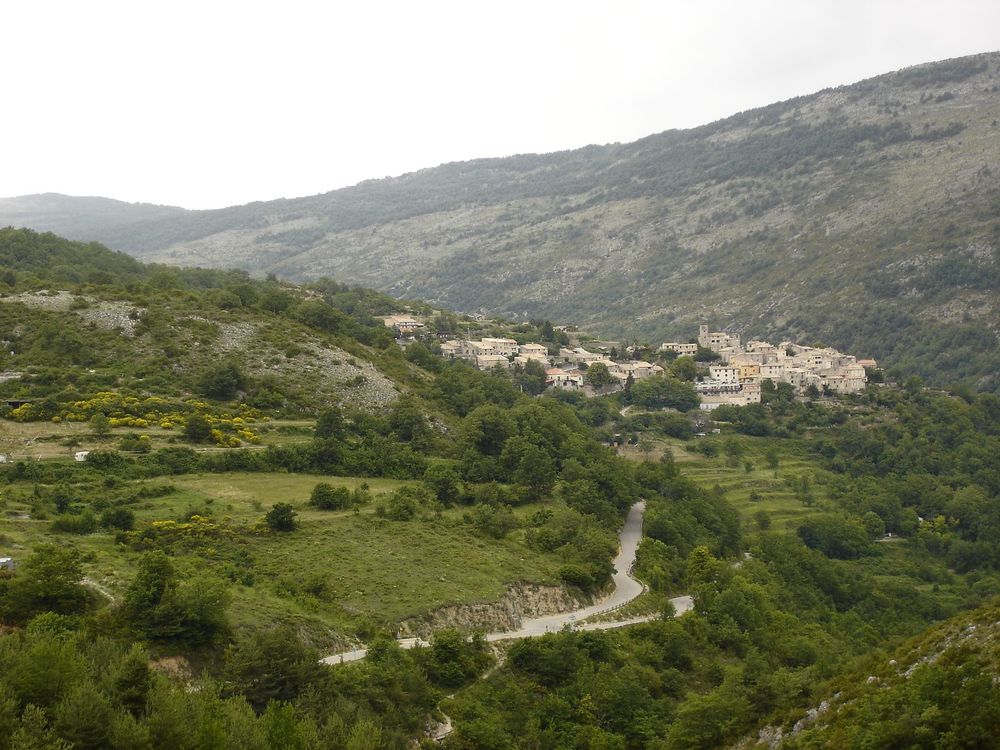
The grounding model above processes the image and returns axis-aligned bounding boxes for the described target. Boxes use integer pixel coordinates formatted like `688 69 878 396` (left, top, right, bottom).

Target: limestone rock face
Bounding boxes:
396 582 589 637
4 54 999 388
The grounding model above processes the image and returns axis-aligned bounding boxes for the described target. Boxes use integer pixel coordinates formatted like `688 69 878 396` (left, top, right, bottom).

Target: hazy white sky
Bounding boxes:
3 0 999 209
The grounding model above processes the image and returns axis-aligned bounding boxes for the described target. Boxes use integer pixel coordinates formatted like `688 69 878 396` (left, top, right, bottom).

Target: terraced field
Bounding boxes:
645 435 831 533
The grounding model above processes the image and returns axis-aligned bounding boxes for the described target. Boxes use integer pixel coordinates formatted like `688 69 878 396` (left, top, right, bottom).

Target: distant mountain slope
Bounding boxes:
0 193 187 241
3 53 999 389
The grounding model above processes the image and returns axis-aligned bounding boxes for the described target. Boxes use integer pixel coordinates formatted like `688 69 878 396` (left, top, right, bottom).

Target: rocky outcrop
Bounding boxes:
397 582 589 638
4 290 142 335
2 290 398 413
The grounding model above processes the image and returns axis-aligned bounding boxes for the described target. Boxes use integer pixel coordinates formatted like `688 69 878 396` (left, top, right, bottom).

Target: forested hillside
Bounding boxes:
0 229 674 746
3 53 1000 391
1 230 1000 747
736 595 1000 748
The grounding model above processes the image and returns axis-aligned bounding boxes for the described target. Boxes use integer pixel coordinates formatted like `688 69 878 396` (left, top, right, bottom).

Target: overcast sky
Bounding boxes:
3 0 999 209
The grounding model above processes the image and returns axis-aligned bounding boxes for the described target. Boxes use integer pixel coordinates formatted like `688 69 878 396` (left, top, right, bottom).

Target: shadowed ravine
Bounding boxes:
320 501 693 665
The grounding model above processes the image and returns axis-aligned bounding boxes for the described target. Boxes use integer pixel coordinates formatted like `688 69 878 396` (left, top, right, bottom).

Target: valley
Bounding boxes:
0 86 999 745
3 54 999 391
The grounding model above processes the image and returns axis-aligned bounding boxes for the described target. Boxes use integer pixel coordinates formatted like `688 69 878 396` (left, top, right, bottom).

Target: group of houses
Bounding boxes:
662 325 873 410
381 315 426 335
553 347 664 390
393 313 873 409
439 338 664 391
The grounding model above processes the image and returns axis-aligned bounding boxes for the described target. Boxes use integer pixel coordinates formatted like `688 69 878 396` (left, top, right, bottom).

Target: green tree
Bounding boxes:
513 360 547 396
345 719 381 750
694 346 722 362
89 413 111 438
666 678 750 748
629 375 699 411
122 552 177 636
0 685 18 747
182 413 212 443
3 545 85 622
196 361 248 400
403 341 441 372
293 299 345 333
585 362 616 388
425 629 484 687
760 379 777 401
118 433 151 453
11 705 71 750
105 709 153 750
561 480 616 525
461 404 515 456
723 438 744 468
558 563 595 589
513 445 556 500
223 627 323 711
261 702 314 750
905 375 925 395
388 397 429 444
265 503 297 531
100 507 135 531
423 462 461 505
52 683 112 750
687 545 720 585
376 486 429 521
669 356 698 381
764 448 779 469
314 407 346 440
862 511 886 540
775 382 795 402
122 552 229 643
30 323 90 366
797 515 871 559
109 645 152 716
468 504 519 539
2 624 85 709
309 483 351 510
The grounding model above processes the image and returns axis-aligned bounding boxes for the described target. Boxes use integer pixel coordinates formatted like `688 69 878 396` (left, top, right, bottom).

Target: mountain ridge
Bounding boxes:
3 52 999 389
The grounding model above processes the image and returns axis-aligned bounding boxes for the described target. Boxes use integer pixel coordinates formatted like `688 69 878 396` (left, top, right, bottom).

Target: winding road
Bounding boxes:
320 500 693 665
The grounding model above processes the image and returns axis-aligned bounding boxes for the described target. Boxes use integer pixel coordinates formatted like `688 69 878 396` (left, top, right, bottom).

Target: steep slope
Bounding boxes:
3 53 1000 388
0 228 406 417
747 597 1000 748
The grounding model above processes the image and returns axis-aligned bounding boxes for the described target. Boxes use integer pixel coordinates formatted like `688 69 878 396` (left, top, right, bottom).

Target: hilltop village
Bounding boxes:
664 325 873 409
385 316 874 410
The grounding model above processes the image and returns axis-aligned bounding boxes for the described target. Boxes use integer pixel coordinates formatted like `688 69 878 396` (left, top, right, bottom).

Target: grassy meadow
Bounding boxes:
1 468 567 648
623 433 831 534
0 419 316 462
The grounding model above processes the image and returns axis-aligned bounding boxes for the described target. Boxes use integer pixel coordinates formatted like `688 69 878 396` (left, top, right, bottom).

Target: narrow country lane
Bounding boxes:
320 501 694 665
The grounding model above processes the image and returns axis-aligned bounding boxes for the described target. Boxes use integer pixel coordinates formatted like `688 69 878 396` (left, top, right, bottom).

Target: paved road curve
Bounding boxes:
483 499 648 641
320 501 693 665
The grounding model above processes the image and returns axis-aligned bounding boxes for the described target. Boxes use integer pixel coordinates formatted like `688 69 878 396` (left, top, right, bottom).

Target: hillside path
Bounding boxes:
81 576 117 603
320 501 693 665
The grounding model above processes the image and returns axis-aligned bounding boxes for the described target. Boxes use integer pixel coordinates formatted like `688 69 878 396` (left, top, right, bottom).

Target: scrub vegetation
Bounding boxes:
5 53 999 390
1 228 999 748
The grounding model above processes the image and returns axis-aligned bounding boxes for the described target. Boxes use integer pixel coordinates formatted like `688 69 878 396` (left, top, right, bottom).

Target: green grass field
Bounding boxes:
637 435 831 534
148 472 410 522
0 419 314 463
1 471 566 647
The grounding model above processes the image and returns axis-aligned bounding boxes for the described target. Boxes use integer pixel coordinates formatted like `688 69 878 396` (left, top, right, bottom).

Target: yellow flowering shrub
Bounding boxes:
10 404 33 422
